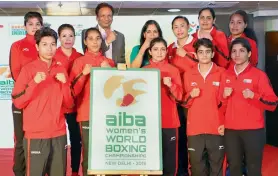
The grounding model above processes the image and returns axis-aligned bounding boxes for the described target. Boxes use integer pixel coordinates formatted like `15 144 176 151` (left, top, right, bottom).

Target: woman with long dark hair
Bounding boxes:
228 10 258 67
130 20 163 68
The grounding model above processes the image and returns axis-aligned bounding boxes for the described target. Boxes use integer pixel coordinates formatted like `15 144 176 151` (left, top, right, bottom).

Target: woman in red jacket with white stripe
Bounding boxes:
193 8 230 68
220 38 278 176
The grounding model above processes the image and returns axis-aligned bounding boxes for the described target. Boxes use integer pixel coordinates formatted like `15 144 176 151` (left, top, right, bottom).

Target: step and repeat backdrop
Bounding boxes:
0 15 198 148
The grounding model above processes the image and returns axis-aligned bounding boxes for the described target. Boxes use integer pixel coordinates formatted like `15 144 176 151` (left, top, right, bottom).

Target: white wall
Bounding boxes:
0 15 199 148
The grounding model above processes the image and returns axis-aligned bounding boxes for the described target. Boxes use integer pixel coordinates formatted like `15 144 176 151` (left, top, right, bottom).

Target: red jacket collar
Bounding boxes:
85 51 102 58
56 47 78 58
25 34 36 44
191 63 219 75
149 58 168 67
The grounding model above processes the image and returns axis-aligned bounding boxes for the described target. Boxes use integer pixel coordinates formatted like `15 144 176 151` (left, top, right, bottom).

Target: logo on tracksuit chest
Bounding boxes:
243 79 252 83
191 82 197 86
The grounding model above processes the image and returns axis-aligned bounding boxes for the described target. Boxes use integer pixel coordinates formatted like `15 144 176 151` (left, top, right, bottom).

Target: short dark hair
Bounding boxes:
95 3 114 16
172 16 190 28
198 7 216 20
149 37 167 50
34 27 58 45
58 24 75 36
24 12 43 26
84 27 102 40
193 38 214 52
230 37 251 57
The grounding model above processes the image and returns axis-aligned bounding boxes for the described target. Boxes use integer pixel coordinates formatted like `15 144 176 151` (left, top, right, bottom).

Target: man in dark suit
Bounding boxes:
81 2 126 64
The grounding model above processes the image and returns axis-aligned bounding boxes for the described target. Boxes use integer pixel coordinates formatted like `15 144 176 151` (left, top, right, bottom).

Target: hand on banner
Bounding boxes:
176 47 187 57
218 125 225 136
82 64 92 75
242 88 254 99
101 60 111 68
223 87 233 98
106 29 116 45
56 73 67 84
190 88 200 98
163 77 172 87
34 72 46 83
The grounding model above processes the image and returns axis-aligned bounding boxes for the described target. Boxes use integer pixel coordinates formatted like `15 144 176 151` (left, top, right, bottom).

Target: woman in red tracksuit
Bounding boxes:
55 24 83 176
220 38 278 176
167 15 198 176
143 37 183 176
69 27 115 176
12 27 74 176
228 10 258 68
9 12 43 176
193 7 230 68
182 38 225 176
168 16 198 74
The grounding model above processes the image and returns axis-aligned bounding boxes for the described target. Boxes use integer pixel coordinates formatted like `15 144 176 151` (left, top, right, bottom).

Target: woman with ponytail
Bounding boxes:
228 10 258 67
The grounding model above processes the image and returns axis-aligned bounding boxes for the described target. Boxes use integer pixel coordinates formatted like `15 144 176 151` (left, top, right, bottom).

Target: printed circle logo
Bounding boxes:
104 76 147 107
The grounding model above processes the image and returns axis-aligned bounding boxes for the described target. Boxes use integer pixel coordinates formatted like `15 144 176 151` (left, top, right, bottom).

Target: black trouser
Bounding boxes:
65 112 82 173
12 103 25 176
80 121 89 176
188 134 224 176
23 135 67 176
162 128 178 176
176 105 188 176
224 128 265 176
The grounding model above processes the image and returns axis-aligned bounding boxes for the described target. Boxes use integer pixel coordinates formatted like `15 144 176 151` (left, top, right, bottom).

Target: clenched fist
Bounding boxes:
223 87 233 98
106 30 116 45
190 88 200 98
176 47 187 57
56 73 66 84
218 125 225 136
242 88 254 99
82 64 92 75
163 77 172 87
34 72 46 83
101 60 111 68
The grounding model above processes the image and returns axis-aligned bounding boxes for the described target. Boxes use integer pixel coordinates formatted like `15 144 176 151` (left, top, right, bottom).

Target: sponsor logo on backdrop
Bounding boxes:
0 25 3 28
0 65 14 100
72 24 84 36
10 24 26 36
104 75 147 107
189 22 197 34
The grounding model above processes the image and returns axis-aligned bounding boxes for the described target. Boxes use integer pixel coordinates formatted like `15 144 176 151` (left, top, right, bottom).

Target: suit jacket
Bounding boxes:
81 26 126 64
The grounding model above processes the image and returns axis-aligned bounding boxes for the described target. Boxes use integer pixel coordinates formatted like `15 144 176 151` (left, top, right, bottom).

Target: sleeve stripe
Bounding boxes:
71 72 83 87
259 98 278 106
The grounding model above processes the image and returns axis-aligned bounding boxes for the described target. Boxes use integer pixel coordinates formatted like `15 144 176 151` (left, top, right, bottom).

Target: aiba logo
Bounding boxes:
0 65 14 100
103 76 147 107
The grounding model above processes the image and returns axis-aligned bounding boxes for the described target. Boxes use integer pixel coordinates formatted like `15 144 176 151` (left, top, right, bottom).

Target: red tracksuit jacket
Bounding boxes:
9 34 38 81
167 36 198 74
54 47 83 113
182 63 225 135
228 33 258 69
220 64 278 130
69 51 115 122
193 27 230 68
143 59 183 128
12 58 74 139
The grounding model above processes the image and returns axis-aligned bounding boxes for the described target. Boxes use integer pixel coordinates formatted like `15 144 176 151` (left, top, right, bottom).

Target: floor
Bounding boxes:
0 145 277 176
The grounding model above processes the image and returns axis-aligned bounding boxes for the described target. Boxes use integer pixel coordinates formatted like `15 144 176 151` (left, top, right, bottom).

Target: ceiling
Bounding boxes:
0 1 277 16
